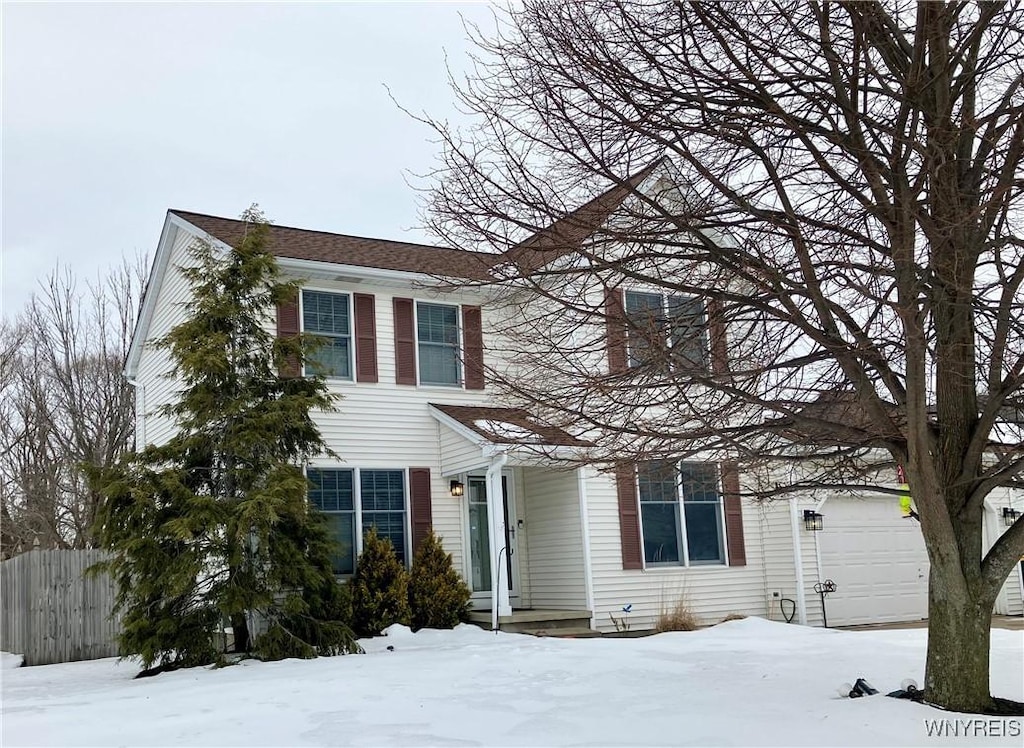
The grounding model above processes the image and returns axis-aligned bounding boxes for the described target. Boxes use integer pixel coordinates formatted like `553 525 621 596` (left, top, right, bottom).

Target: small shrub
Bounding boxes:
350 527 411 636
654 596 701 632
409 530 471 630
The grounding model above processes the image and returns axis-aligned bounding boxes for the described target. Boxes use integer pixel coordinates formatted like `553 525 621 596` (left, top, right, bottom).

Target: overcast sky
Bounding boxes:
2 1 496 319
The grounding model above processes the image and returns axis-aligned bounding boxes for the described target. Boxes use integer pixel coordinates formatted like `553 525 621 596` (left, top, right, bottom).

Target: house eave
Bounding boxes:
275 256 489 296
125 212 221 379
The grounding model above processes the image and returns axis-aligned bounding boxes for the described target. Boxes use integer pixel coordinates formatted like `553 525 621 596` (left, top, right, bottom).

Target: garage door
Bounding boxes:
818 496 929 626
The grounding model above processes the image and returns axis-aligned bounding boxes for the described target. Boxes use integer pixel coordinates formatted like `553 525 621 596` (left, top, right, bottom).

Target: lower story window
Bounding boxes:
307 468 356 575
638 461 724 566
307 468 408 574
360 469 407 565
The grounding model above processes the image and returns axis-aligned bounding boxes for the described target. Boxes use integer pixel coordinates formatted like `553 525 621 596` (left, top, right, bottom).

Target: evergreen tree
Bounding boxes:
408 530 471 631
350 527 411 636
93 206 360 673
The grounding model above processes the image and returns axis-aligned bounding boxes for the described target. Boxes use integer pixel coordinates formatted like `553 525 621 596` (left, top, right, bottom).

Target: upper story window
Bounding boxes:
417 302 461 386
302 290 352 379
624 291 707 371
638 460 724 566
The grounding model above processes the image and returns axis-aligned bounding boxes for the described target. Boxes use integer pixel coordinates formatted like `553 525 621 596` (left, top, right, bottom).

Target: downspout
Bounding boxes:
789 498 808 625
983 496 1009 615
576 466 596 630
126 377 144 451
487 451 510 631
812 494 830 597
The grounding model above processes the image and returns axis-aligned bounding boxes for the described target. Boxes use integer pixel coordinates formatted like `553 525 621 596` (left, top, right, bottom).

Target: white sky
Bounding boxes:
1 1 497 319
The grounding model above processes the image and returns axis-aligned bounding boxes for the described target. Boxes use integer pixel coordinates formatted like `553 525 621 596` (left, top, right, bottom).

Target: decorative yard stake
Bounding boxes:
813 580 837 629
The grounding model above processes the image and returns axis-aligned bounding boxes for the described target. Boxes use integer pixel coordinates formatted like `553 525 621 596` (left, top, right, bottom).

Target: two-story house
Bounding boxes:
125 168 1024 633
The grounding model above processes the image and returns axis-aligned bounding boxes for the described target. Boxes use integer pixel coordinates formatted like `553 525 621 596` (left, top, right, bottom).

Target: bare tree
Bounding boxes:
0 259 145 555
423 1 1024 713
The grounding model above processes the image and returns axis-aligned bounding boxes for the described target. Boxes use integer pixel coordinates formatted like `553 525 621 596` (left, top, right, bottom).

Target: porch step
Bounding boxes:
525 626 603 639
467 609 595 635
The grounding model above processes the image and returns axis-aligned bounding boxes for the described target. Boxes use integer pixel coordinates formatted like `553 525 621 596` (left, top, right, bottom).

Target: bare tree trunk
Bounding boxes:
924 559 995 712
230 610 251 654
418 0 1024 714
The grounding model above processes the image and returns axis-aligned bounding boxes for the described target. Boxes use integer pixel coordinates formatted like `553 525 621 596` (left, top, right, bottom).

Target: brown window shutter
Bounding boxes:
708 297 728 375
721 461 746 566
615 462 643 570
409 467 433 556
353 293 378 383
461 305 484 390
393 297 417 385
606 288 627 374
276 290 301 378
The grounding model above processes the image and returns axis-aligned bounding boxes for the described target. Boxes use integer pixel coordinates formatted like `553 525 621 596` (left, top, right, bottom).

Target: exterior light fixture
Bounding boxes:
803 510 824 532
1003 507 1020 527
449 479 465 498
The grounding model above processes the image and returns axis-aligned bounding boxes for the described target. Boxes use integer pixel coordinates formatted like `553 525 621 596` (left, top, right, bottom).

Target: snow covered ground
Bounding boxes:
2 618 1021 747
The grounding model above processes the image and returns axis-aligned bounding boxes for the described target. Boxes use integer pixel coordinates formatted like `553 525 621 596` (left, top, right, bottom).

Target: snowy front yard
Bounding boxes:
2 618 1021 747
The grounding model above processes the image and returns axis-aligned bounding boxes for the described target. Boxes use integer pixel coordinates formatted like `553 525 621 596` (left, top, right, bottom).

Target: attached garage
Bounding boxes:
816 496 929 626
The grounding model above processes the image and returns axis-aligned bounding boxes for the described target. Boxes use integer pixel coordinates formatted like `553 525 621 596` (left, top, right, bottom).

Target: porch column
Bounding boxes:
486 451 511 627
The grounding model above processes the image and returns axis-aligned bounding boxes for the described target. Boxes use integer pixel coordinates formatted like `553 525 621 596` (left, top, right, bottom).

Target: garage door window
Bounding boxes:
638 461 725 566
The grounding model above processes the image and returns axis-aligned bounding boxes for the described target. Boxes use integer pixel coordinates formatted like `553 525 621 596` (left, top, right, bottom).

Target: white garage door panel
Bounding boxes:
819 497 929 626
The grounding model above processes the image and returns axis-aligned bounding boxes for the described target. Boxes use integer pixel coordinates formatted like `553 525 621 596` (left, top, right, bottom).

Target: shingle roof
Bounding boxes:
768 390 906 446
430 404 591 447
505 159 663 273
170 210 497 281
170 161 661 282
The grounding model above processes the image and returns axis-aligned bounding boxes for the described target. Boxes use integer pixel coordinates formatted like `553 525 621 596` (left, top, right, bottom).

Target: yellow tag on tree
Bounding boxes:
899 488 913 518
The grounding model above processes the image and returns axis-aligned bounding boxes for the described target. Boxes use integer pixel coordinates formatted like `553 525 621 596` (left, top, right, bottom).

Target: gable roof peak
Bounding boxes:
505 158 665 273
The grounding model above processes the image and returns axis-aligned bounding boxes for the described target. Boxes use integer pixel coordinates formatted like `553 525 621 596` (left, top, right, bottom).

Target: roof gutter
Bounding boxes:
276 256 491 296
789 497 809 625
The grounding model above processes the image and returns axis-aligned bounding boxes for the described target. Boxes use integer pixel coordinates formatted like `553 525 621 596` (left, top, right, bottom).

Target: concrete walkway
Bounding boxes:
840 615 1024 632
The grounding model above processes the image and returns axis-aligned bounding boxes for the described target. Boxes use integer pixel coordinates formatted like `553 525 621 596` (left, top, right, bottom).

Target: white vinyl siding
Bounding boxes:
437 425 488 476
135 227 200 448
522 468 588 610
292 281 495 579
758 500 823 627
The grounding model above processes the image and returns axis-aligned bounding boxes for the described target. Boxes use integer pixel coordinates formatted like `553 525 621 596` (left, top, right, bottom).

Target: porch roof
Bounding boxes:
429 404 591 475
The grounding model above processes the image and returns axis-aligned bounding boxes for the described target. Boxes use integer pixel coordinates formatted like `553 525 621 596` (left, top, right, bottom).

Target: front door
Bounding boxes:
467 475 519 602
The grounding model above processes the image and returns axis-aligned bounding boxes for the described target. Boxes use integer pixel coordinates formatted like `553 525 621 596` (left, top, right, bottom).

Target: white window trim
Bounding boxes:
305 465 412 575
624 289 709 370
299 286 355 381
460 469 520 601
636 461 728 569
413 299 464 388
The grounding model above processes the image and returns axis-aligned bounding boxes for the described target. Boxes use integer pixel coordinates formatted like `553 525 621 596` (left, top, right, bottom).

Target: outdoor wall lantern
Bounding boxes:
1003 507 1020 527
803 510 824 532
449 479 465 498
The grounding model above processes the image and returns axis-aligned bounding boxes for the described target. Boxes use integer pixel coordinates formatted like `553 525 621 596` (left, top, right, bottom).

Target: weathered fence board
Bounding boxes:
0 549 121 665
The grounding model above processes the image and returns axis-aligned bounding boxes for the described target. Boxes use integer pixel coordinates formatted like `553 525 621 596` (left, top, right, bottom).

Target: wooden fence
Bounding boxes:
0 549 121 665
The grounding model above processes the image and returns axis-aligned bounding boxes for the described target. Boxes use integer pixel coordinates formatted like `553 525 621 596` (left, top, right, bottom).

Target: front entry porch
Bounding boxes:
429 403 596 633
466 608 599 637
